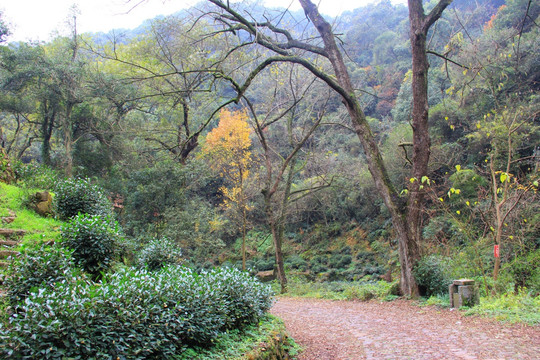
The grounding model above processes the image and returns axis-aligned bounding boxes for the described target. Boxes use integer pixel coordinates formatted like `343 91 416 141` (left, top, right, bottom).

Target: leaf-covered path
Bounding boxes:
270 297 540 360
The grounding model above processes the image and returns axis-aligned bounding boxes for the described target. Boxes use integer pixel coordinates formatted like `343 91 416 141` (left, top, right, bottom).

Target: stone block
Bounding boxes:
453 279 475 286
450 279 478 308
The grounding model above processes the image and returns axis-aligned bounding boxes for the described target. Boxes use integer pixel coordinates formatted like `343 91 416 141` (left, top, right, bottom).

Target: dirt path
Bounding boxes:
270 297 540 360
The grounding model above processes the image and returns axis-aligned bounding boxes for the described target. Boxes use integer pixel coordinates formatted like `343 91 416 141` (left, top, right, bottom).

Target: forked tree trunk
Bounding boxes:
299 0 452 297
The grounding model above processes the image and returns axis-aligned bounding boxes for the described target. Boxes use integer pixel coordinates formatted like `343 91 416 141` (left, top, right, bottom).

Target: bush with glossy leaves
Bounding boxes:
0 266 273 359
61 214 122 276
54 178 112 220
137 237 183 270
4 244 77 307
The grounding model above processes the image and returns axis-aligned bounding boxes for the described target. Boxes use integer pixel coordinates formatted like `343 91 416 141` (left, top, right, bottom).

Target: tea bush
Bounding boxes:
1 266 273 359
13 161 61 190
256 258 275 272
54 178 112 220
328 254 352 269
205 267 274 329
61 214 122 276
5 244 77 306
285 255 308 271
137 237 183 270
342 280 399 301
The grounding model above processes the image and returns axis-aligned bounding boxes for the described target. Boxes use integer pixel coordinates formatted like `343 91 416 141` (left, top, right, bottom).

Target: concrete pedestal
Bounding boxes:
449 279 478 308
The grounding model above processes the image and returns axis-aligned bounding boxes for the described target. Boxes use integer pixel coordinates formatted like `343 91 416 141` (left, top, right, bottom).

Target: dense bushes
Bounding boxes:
54 178 112 220
61 214 122 276
13 162 60 190
137 237 183 270
413 255 451 296
4 245 77 306
1 266 273 359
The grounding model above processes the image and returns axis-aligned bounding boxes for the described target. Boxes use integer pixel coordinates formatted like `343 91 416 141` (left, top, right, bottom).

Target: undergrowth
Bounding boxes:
280 276 399 301
417 294 451 308
177 315 300 360
465 290 540 325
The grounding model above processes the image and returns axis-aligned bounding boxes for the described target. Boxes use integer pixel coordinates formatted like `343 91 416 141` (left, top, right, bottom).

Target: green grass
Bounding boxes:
279 276 399 301
417 294 451 308
465 290 540 325
175 315 300 360
0 183 62 246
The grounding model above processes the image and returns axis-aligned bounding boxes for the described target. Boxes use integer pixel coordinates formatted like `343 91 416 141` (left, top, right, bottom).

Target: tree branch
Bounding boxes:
424 0 453 33
427 50 469 69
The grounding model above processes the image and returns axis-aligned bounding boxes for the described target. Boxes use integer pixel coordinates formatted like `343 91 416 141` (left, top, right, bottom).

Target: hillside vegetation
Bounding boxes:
0 180 288 358
0 0 538 350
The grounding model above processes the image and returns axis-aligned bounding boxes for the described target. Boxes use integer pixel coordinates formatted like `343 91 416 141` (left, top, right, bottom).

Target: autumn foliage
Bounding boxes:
203 108 253 269
204 108 253 187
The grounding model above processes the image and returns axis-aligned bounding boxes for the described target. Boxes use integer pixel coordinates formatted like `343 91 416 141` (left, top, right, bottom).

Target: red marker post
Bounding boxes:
494 245 500 258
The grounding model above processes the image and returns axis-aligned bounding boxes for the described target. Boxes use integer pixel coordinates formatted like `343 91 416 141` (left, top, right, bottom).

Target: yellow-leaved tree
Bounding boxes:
203 108 253 270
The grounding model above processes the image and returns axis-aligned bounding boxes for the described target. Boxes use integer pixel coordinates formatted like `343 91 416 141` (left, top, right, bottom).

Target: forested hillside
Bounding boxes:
0 0 538 300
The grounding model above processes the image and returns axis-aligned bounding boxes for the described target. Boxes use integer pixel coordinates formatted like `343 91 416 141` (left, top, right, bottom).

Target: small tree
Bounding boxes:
203 108 253 270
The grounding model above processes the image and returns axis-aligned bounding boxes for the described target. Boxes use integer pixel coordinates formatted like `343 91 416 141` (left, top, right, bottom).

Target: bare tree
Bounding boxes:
245 64 331 292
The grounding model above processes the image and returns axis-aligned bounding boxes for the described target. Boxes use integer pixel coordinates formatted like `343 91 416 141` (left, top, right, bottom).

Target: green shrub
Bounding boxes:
205 267 274 329
54 178 112 220
285 255 308 271
310 264 328 274
339 246 352 255
0 266 273 358
137 237 183 270
448 169 488 200
356 251 376 263
343 281 399 301
338 254 353 268
61 214 122 276
413 255 451 296
13 161 60 190
509 249 540 294
256 258 275 272
4 244 77 306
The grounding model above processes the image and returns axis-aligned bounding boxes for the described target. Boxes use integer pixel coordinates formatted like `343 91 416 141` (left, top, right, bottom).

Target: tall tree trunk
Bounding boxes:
264 192 287 293
40 102 55 166
299 0 451 296
63 104 74 178
0 147 15 184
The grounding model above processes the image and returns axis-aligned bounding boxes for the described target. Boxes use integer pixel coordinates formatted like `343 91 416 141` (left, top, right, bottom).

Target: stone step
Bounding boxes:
1 210 16 224
1 216 16 224
0 249 18 259
0 228 26 238
0 239 20 247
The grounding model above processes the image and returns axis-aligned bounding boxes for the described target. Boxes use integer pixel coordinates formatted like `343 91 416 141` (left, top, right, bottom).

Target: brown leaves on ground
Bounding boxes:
271 297 540 360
